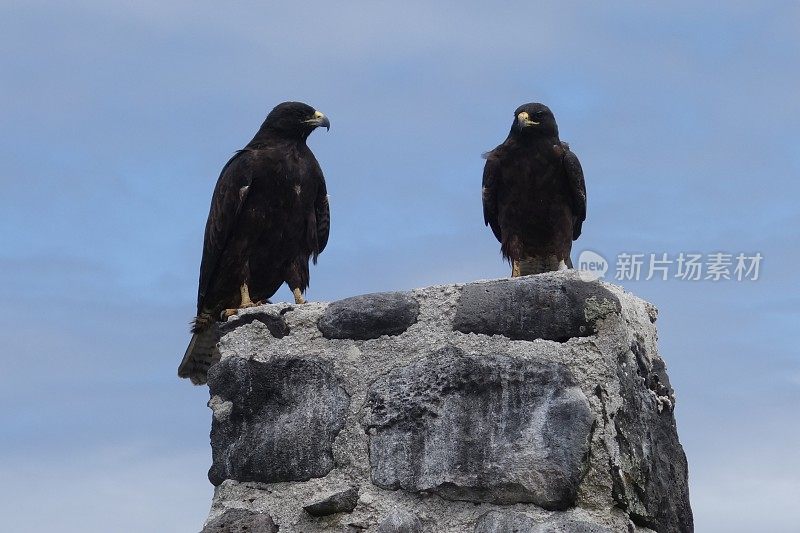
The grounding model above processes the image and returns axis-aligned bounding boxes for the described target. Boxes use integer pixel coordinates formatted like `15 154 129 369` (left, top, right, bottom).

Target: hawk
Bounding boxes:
178 101 330 384
482 103 586 276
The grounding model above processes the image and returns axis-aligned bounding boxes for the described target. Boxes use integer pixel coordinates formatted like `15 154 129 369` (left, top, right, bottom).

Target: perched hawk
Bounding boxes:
178 102 331 384
482 103 586 276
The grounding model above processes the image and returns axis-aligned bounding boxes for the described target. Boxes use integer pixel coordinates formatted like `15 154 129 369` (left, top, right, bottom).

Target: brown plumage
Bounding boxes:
482 103 586 276
178 102 330 384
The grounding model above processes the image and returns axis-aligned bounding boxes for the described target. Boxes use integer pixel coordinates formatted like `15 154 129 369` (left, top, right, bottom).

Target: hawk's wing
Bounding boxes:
561 142 586 240
196 149 256 312
482 154 503 242
313 172 330 262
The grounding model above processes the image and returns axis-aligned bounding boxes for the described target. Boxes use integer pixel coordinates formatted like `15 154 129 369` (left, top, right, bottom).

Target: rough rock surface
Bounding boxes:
217 311 290 337
454 276 620 342
207 356 350 485
198 271 692 532
474 510 614 533
200 508 278 533
377 509 423 532
610 339 692 533
364 347 593 508
318 291 420 340
303 486 360 516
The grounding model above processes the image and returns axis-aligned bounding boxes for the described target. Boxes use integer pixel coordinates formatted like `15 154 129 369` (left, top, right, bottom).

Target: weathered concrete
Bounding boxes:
474 510 614 533
200 508 278 533
199 271 692 532
377 509 423 533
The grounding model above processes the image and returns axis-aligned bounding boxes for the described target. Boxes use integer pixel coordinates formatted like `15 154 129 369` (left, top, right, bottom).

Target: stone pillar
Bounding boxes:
200 271 693 533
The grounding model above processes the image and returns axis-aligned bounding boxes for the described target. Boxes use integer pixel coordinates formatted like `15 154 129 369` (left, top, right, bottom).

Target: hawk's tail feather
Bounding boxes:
191 313 215 334
178 315 220 385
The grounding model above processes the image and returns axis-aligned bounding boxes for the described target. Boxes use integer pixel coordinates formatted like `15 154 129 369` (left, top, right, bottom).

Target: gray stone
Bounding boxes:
219 311 289 337
610 339 693 533
207 356 350 485
453 276 620 342
318 291 420 340
303 486 360 517
377 508 423 533
474 511 613 533
199 273 692 532
363 347 594 508
201 508 277 533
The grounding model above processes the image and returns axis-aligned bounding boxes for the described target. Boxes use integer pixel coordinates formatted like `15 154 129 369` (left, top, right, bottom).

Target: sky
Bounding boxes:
1 1 798 531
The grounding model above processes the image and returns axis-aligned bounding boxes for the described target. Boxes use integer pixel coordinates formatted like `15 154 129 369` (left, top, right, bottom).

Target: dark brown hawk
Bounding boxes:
482 103 586 276
179 102 330 384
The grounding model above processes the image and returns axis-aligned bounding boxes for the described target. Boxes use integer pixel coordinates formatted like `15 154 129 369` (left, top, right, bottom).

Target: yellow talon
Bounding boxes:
293 288 306 304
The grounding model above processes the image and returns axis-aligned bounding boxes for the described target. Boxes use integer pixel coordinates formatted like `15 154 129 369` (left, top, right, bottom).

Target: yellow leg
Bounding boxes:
240 282 255 307
293 288 306 304
511 260 521 278
221 283 258 319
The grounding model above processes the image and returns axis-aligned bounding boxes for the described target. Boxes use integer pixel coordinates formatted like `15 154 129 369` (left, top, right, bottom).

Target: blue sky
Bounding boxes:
1 1 798 531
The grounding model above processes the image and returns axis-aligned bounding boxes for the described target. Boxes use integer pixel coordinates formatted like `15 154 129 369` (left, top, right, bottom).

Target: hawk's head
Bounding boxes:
263 101 330 140
511 103 558 137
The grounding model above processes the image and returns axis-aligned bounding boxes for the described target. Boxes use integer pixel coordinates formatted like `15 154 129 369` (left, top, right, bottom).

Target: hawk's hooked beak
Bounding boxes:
306 110 330 131
517 111 539 128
